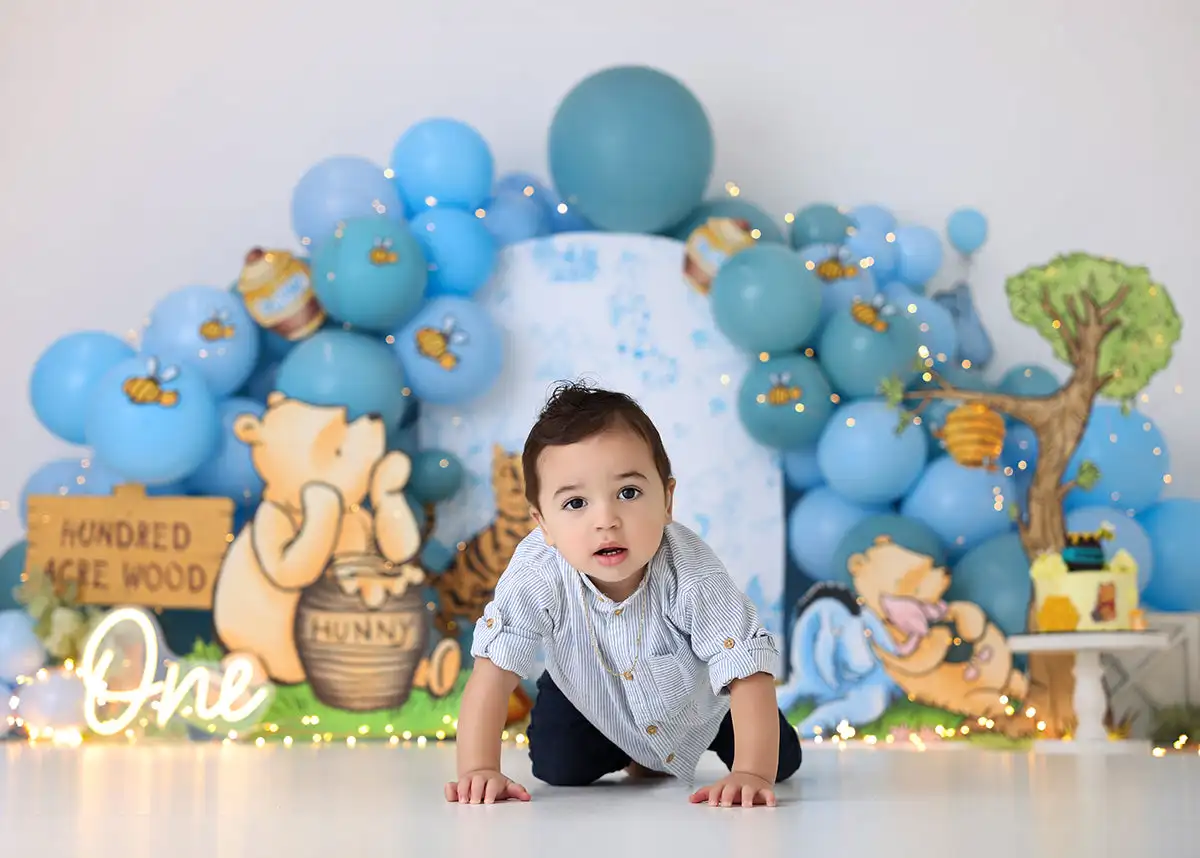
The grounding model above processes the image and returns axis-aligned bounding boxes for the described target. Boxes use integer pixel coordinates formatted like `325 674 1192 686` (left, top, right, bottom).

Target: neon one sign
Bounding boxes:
78 607 271 737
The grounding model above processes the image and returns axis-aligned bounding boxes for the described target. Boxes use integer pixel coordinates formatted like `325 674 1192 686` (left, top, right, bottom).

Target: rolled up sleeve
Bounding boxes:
468 561 558 680
684 573 782 696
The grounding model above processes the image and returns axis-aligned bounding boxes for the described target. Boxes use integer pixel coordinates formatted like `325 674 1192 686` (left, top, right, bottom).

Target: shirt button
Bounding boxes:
723 638 735 649
665 753 675 764
614 607 624 616
486 618 495 629
646 725 658 736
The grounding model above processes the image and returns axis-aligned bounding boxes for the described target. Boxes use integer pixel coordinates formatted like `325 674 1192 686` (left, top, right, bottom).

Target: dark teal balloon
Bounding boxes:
276 330 409 427
668 198 785 244
998 364 1060 398
948 532 1032 636
711 244 822 353
408 450 466 504
0 541 26 612
788 203 852 247
829 514 948 588
818 309 921 399
736 354 833 449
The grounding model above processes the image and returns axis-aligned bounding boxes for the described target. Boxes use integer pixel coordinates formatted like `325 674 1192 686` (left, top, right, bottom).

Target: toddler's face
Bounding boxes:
531 426 674 591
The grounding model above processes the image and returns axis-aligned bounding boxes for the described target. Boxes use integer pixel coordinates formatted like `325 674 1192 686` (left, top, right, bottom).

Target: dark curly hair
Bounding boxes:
522 379 673 509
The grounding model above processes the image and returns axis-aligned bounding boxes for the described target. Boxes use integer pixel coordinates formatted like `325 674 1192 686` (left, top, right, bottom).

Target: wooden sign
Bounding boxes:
24 484 235 610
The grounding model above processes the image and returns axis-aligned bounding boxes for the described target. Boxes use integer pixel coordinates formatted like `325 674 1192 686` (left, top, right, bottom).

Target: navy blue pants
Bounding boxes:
525 671 802 786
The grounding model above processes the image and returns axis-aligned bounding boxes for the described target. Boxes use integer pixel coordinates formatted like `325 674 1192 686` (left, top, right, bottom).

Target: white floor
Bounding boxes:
1 740 1195 857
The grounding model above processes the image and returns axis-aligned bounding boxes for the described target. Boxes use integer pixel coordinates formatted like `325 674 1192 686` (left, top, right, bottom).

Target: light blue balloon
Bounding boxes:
389 118 494 214
947 532 1031 637
884 282 960 362
277 330 409 427
668 198 785 244
1064 405 1168 513
0 610 46 683
409 208 497 299
799 243 879 328
548 200 595 234
13 667 85 727
818 306 920 399
892 225 944 286
711 244 823 353
782 445 822 491
29 331 135 444
481 191 549 246
140 285 260 398
788 203 852 248
548 65 714 233
291 155 404 247
392 297 504 405
817 399 928 504
844 229 898 284
237 359 280 405
1138 499 1200 612
829 514 948 588
901 457 1016 559
0 542 27 612
185 398 266 506
19 458 90 528
946 207 989 255
999 364 1060 398
84 356 220 485
787 487 883 581
76 460 185 497
311 216 427 331
1066 506 1153 592
408 450 466 504
1001 421 1039 473
736 354 834 449
850 204 897 235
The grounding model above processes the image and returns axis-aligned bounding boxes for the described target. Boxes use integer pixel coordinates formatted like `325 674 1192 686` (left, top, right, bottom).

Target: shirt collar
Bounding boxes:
573 540 668 614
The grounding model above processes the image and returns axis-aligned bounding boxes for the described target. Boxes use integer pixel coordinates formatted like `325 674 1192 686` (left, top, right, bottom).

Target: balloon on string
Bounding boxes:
850 204 897 235
1063 404 1168 513
480 191 549 246
392 296 503 405
185 398 267 507
946 208 989 256
818 305 921 399
0 610 46 683
892 225 944 287
0 541 27 612
711 244 822 353
788 203 852 248
829 514 948 589
668 198 785 244
786 487 885 582
884 282 960 363
389 118 494 214
29 331 135 445
548 65 714 233
782 445 822 491
736 354 833 449
407 450 466 505
1065 506 1153 592
139 285 260 398
947 532 1031 637
291 156 404 249
1138 499 1200 612
817 399 928 504
276 329 410 427
900 457 1016 559
998 364 1060 398
408 208 497 299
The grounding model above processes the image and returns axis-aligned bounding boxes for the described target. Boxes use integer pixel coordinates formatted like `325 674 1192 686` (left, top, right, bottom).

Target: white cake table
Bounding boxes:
1007 631 1169 754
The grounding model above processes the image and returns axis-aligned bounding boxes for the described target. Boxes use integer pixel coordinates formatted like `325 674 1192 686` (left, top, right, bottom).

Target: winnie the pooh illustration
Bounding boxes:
847 536 1029 725
212 392 458 692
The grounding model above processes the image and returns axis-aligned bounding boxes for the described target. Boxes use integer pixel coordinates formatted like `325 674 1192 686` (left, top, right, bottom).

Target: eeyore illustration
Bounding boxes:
776 582 902 737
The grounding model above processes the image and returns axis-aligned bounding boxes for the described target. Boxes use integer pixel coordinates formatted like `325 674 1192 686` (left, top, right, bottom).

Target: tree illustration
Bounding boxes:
899 252 1182 737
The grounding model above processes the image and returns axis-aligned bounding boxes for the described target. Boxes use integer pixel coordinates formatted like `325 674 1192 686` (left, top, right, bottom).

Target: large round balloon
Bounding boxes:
140 285 260 398
787 487 884 581
998 364 1059 398
480 191 550 246
389 118 494 214
788 203 852 248
276 329 409 427
901 457 1016 558
1138 499 1200 612
291 155 404 248
711 244 822 353
883 282 959 362
311 216 427 331
850 204 897 235
30 331 135 445
392 297 504 405
829 514 948 589
817 399 928 504
84 357 220 485
409 208 497 299
1065 506 1153 592
1063 405 1168 513
843 229 898 289
0 541 27 612
892 225 944 287
799 243 879 328
669 198 785 244
736 354 834 449
947 532 1032 637
0 610 46 683
185 398 267 507
407 450 466 505
548 66 714 233
818 303 920 399
18 458 90 528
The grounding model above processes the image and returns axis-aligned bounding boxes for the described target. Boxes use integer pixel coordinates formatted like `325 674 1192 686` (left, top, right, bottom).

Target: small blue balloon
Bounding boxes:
830 514 949 588
548 65 714 233
140 285 260 398
787 487 884 581
29 331 135 445
277 330 410 427
392 297 504 406
818 302 920 398
291 155 404 248
884 282 960 362
481 191 549 246
668 198 785 244
900 457 1016 559
1139 500 1200 612
892 225 944 286
736 354 834 449
494 172 554 207
0 610 46 683
548 200 595 234
408 450 466 504
788 203 852 248
817 399 929 504
312 216 427 332
946 207 989 255
1065 506 1153 593
782 445 823 491
409 208 497 299
844 229 898 285
390 118 494 214
947 532 1031 637
1064 405 1169 513
185 398 267 506
0 542 27 612
84 356 220 485
998 364 1060 398
850 204 897 235
711 244 823 353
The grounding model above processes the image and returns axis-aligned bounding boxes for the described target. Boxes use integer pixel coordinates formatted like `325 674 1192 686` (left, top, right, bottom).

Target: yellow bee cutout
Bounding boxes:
199 309 235 341
849 295 895 333
764 372 802 406
369 236 398 265
415 316 469 370
123 357 181 408
815 257 859 282
933 402 1006 470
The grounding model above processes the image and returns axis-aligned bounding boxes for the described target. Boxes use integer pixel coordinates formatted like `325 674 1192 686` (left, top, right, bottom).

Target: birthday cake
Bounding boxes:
1030 525 1145 632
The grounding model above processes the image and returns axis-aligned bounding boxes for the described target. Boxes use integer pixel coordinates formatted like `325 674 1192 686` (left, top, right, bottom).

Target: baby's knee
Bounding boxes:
775 729 803 783
530 755 604 787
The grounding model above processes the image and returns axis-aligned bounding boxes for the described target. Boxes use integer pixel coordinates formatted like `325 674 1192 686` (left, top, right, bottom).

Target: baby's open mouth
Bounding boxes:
594 546 628 565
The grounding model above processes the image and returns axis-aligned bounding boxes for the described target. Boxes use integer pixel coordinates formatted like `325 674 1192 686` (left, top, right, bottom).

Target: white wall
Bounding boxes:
1 0 1196 549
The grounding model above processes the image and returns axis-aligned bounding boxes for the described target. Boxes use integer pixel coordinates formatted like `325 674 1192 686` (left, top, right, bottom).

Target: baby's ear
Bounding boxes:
233 414 263 445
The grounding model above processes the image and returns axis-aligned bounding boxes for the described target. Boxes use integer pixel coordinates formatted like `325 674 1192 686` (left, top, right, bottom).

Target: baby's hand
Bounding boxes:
689 771 776 808
445 769 531 804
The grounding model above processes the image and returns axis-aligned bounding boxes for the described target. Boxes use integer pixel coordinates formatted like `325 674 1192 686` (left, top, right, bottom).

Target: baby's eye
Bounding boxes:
617 486 641 501
563 497 586 511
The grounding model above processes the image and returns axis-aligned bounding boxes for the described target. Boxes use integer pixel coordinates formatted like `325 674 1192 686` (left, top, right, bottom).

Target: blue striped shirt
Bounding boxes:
470 521 782 783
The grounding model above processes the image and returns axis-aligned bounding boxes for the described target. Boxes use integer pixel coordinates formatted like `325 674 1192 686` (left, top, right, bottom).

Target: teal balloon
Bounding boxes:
668 198 785 244
947 532 1031 637
0 542 26 612
788 203 851 247
408 450 465 504
312 216 427 332
786 488 883 581
1139 499 1200 612
276 330 409 427
892 225 944 286
736 354 833 449
548 66 714 233
884 282 959 362
798 243 879 327
711 244 822 352
829 514 948 588
816 399 928 504
946 208 988 255
817 306 920 398
30 331 135 444
998 364 1059 397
